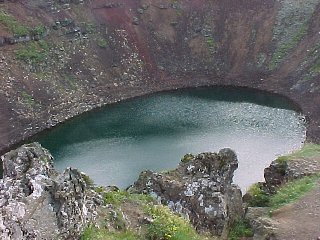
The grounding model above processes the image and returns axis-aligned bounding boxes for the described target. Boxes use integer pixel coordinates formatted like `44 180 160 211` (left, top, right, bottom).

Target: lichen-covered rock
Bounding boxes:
0 143 101 240
130 149 243 237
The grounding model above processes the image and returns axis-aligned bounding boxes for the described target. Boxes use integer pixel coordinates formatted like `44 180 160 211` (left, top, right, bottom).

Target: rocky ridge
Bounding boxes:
0 144 244 239
130 149 243 238
0 143 101 239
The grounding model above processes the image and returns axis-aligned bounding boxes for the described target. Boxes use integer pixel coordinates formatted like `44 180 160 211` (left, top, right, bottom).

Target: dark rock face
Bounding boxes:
0 143 100 240
264 160 287 193
264 156 320 193
130 149 243 237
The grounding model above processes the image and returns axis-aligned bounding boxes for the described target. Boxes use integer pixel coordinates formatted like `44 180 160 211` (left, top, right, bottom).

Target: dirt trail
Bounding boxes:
271 179 320 240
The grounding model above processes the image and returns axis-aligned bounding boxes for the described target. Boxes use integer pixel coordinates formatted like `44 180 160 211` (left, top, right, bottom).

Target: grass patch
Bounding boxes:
145 205 204 240
246 183 270 207
269 174 320 212
82 189 209 240
276 143 320 164
0 11 29 36
15 40 49 64
228 219 253 240
247 174 320 212
103 189 153 206
269 24 307 70
80 225 138 240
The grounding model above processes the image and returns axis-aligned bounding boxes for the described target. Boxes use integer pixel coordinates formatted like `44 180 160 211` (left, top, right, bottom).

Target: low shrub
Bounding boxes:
228 219 253 240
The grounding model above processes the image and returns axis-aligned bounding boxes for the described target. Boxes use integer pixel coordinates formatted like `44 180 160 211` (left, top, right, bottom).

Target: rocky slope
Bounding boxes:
0 0 319 153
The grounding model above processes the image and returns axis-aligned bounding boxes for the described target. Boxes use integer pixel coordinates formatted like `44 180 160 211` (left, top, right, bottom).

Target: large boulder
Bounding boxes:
264 160 287 193
0 143 101 240
130 149 243 237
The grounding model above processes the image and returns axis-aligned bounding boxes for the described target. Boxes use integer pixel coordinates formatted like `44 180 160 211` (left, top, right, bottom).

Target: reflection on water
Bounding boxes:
33 87 306 190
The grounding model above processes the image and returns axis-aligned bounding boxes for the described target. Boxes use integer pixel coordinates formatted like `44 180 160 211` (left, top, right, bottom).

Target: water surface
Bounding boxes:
33 87 306 190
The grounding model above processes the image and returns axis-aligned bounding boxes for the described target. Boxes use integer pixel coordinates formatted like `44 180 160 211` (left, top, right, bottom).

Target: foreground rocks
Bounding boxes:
0 143 101 240
130 149 243 237
0 144 244 239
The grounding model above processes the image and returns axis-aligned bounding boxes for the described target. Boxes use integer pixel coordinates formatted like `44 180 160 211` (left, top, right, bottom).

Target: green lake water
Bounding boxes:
33 87 306 190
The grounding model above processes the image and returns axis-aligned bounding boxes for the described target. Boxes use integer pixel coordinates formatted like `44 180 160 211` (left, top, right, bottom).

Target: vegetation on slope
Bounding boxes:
247 143 320 211
0 11 46 37
276 143 320 163
0 11 29 36
228 219 253 240
15 40 49 64
81 189 214 240
268 174 319 211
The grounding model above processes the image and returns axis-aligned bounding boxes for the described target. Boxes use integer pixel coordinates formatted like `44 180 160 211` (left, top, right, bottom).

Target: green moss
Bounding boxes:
269 25 307 70
97 38 108 48
15 40 49 64
228 219 253 240
175 9 183 16
39 156 48 164
0 11 29 36
180 153 194 163
206 37 216 50
81 174 94 186
269 175 320 212
94 186 105 194
30 25 46 36
246 183 270 207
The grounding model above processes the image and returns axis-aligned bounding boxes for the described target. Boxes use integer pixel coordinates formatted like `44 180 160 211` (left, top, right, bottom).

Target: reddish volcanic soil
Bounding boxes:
0 0 319 153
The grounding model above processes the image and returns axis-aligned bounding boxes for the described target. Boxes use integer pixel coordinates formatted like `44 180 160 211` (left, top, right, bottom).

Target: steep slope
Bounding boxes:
0 0 319 152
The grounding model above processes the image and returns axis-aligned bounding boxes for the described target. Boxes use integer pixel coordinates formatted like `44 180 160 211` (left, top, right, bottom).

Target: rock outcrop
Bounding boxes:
264 160 288 193
245 207 277 240
130 149 243 237
264 156 320 193
0 143 101 240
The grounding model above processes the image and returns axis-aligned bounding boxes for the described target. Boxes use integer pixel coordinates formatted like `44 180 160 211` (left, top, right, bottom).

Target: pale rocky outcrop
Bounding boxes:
0 143 101 240
130 149 244 237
